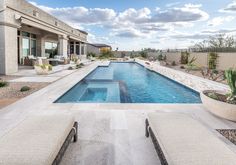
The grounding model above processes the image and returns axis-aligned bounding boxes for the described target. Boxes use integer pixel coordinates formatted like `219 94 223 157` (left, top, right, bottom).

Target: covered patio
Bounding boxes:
0 0 88 75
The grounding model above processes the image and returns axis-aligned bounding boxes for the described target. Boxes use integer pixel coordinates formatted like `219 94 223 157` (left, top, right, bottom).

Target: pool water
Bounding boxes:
56 62 201 103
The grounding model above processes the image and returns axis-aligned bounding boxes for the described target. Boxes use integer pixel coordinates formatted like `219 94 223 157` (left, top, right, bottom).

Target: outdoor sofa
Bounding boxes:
145 112 236 165
0 114 78 165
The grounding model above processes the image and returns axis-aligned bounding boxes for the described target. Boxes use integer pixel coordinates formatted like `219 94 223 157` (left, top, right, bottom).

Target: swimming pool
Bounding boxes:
56 62 201 103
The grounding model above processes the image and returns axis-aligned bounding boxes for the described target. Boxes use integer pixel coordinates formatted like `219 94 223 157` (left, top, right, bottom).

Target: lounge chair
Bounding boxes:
0 114 78 165
145 112 236 165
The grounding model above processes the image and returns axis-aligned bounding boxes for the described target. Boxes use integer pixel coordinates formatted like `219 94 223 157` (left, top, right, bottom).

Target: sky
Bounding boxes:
28 0 236 51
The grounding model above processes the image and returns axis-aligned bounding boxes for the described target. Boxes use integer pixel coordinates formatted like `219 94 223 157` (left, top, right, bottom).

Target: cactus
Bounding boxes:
225 68 236 101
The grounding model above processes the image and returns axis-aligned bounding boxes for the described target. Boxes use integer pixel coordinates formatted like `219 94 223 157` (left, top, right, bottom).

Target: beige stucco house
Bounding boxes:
0 0 88 75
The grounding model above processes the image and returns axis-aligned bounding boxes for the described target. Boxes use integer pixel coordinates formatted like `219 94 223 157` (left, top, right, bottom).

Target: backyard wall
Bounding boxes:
165 52 236 70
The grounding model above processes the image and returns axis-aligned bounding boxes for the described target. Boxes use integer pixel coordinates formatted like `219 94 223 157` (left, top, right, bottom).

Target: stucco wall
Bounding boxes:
4 0 87 41
87 44 100 55
165 52 236 70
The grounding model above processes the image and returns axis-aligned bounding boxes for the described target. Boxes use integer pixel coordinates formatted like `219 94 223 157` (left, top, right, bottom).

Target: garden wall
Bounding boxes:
165 52 236 70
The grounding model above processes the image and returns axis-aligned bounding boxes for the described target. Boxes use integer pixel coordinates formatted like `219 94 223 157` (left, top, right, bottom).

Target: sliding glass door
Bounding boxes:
22 38 30 57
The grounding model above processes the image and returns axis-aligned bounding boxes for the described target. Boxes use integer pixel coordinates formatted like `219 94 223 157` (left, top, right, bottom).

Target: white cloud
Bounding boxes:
151 4 208 23
207 16 234 26
29 2 116 25
220 1 236 13
111 28 146 38
166 2 180 8
29 1 214 50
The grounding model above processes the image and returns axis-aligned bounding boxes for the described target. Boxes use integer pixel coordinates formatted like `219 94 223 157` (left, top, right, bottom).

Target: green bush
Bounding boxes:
0 80 8 88
180 51 190 64
157 54 163 61
76 63 84 69
139 51 148 59
208 52 218 69
68 66 74 70
180 66 185 69
35 64 52 71
225 68 236 101
20 86 30 92
88 52 97 57
171 61 176 66
99 51 114 59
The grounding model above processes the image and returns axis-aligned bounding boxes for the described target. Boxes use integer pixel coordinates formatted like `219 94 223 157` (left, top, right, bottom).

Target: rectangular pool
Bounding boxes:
56 62 201 103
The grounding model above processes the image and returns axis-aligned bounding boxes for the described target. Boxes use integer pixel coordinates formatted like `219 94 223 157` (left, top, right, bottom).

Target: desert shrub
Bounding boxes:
157 54 163 61
20 86 30 92
76 63 85 69
68 66 74 70
99 50 114 59
188 57 197 65
171 61 176 66
225 68 236 102
180 51 190 64
208 52 218 69
35 64 52 71
139 51 148 59
130 52 135 58
0 80 8 88
87 52 96 57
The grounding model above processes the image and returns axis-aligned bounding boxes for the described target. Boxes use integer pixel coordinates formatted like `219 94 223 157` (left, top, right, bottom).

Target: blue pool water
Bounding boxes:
56 62 201 103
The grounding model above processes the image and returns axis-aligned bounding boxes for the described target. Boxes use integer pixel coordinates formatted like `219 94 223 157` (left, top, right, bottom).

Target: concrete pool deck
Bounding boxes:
0 60 236 165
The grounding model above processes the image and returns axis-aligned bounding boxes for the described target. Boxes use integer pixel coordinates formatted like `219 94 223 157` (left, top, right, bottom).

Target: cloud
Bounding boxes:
29 2 116 25
29 1 209 41
166 2 181 8
170 28 236 41
111 28 145 38
220 1 236 12
151 4 208 23
201 29 236 34
170 33 210 40
207 16 234 26
88 33 117 45
116 8 151 24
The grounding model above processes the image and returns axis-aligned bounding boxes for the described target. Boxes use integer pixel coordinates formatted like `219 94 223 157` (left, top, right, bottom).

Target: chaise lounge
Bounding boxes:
0 114 78 165
145 112 236 165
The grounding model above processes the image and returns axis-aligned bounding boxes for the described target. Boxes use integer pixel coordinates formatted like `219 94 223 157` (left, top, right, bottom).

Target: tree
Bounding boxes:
139 50 148 58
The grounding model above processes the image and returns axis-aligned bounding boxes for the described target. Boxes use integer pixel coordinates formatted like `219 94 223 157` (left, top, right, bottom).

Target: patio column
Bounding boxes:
79 42 82 55
84 44 87 56
58 35 68 58
0 24 18 75
40 37 45 57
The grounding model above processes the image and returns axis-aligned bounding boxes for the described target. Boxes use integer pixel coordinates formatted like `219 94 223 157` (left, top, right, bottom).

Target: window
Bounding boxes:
76 44 80 55
22 38 30 57
31 39 36 56
70 44 74 54
45 42 58 58
22 31 30 37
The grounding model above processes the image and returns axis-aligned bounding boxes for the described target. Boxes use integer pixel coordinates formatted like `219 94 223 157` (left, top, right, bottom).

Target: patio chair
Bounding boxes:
0 114 78 165
145 112 236 165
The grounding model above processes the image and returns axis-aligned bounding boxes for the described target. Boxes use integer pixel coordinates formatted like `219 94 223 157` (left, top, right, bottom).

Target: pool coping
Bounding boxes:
0 60 233 137
55 61 201 104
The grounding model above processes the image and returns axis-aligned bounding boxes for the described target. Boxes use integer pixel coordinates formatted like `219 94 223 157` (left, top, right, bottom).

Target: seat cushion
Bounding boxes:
0 114 74 165
148 113 236 165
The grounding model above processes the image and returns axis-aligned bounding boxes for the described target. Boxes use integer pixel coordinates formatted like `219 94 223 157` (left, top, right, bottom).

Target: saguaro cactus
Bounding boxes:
225 68 236 101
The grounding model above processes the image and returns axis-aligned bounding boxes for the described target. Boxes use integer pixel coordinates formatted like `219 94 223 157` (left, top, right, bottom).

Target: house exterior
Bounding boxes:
87 43 112 55
0 0 88 75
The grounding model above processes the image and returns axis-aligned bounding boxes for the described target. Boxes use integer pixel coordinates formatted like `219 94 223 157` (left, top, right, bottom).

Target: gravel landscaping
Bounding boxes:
0 75 50 109
217 129 236 145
